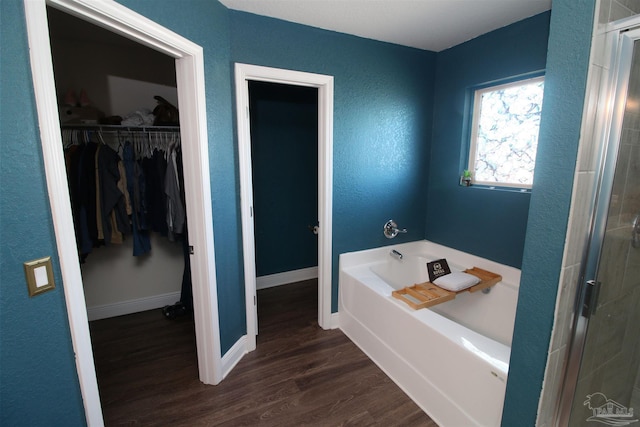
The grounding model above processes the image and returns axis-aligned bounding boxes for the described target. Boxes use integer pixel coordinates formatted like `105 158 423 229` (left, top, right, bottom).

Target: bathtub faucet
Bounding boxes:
390 249 403 260
383 219 407 239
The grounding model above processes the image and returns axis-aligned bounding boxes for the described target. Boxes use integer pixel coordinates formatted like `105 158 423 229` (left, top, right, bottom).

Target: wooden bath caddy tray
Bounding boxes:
391 267 501 310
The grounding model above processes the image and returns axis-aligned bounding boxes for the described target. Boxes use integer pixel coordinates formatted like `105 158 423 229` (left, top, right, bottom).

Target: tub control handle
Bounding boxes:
384 220 407 239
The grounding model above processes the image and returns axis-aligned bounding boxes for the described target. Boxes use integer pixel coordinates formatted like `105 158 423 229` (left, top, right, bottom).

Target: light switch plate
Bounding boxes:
24 256 55 297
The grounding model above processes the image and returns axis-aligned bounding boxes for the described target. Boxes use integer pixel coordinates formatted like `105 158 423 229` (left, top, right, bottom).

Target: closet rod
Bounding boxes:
60 124 180 132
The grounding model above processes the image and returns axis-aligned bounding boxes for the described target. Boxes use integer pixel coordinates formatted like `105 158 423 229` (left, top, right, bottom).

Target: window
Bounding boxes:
468 76 545 189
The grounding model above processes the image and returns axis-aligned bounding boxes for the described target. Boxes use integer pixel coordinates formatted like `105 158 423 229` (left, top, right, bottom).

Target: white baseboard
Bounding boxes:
256 266 318 290
86 291 181 321
330 312 340 329
221 335 248 379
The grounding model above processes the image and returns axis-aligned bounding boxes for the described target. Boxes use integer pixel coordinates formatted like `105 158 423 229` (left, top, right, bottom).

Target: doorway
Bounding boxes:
248 80 319 290
557 24 640 426
46 6 186 320
234 64 334 352
46 5 198 420
24 0 222 424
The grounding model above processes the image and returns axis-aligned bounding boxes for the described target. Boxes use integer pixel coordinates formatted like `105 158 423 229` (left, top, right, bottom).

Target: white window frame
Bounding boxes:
467 75 545 189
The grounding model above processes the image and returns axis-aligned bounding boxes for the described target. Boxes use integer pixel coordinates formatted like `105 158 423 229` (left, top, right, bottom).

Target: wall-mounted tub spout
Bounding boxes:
384 220 407 239
390 249 403 260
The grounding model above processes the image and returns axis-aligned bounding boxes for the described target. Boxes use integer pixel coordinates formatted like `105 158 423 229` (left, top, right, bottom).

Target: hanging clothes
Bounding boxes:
123 141 151 256
162 141 192 318
63 125 193 321
165 143 185 241
64 138 133 262
140 150 168 235
96 143 130 245
62 126 192 311
76 142 99 261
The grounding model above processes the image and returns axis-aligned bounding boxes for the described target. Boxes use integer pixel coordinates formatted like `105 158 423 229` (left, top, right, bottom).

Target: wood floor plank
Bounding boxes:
90 279 435 426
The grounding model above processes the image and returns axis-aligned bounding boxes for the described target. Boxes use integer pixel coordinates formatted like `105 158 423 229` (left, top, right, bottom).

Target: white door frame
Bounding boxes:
23 1 222 425
234 63 334 351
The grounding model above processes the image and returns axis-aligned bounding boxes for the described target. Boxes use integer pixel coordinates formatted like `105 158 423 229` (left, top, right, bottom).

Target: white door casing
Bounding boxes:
234 63 335 352
23 1 222 425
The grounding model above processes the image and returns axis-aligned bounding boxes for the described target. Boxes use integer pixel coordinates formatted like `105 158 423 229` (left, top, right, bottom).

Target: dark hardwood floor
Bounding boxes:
90 279 436 426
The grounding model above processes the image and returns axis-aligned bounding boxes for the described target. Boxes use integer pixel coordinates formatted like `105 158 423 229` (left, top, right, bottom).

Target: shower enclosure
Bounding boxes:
557 20 640 427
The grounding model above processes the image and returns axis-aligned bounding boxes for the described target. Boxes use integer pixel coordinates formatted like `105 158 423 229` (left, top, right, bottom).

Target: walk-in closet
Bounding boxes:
46 5 196 412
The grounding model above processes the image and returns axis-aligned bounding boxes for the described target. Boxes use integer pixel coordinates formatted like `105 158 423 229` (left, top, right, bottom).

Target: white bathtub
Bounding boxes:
338 240 520 427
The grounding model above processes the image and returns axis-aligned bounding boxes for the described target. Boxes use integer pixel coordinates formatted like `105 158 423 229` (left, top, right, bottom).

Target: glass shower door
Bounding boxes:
566 32 640 427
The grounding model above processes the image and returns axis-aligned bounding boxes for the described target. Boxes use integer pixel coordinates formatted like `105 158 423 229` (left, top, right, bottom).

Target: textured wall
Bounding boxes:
426 12 551 269
122 0 435 345
1 0 593 424
0 1 87 425
1 1 236 425
502 1 596 425
2 8 435 425
538 12 640 422
230 11 437 310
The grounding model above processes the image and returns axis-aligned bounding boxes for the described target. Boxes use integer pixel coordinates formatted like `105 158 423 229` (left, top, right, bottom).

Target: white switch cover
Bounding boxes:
34 265 49 288
24 256 55 296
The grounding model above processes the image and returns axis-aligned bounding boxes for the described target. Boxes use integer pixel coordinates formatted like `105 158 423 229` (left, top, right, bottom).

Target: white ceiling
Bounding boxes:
219 0 552 52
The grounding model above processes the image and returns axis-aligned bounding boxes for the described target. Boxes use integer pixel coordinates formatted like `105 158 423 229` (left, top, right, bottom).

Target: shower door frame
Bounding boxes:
555 17 640 426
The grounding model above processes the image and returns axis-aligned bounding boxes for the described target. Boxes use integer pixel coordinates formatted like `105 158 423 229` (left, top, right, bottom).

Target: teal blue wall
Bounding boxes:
1 0 238 424
0 0 594 424
230 11 437 310
249 82 318 276
0 1 86 425
426 12 551 268
1 2 434 423
502 1 595 425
